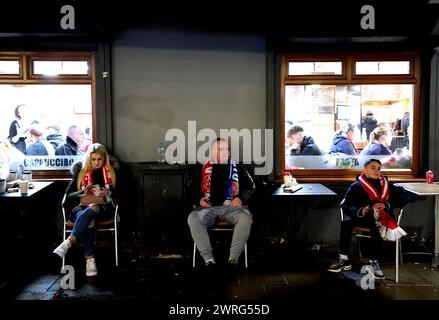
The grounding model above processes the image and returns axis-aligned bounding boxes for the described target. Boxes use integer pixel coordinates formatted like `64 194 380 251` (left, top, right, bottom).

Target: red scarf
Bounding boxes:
358 173 406 241
80 165 112 190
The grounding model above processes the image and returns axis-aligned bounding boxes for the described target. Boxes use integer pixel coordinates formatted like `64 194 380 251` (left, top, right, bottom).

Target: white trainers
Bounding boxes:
86 258 98 277
53 239 71 259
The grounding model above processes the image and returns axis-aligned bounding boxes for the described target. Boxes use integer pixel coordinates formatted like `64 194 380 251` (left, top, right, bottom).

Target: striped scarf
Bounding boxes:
358 173 406 241
201 160 239 202
80 164 112 190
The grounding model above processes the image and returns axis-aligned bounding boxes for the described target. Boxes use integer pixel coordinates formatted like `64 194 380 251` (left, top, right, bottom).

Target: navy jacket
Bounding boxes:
329 134 356 155
342 175 416 220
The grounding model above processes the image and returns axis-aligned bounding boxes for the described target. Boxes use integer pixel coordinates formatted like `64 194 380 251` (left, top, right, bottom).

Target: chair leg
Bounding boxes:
61 226 67 271
114 222 119 267
192 242 197 268
396 238 399 283
357 238 363 260
244 243 248 268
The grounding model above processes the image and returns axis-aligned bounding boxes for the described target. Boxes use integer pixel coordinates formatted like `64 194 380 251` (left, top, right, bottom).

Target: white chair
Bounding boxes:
341 201 405 283
192 220 248 268
61 193 120 268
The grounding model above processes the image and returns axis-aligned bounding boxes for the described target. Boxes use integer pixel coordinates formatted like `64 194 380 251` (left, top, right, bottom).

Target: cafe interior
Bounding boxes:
2 0 439 313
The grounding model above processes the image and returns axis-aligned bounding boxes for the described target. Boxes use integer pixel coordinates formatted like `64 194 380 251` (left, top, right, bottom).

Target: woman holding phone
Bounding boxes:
53 143 117 277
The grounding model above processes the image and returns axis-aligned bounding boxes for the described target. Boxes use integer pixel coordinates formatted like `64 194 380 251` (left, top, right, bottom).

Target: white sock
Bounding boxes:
339 254 349 261
205 258 215 265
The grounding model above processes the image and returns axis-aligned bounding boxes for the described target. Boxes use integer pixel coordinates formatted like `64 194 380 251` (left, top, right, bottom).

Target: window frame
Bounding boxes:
280 52 420 180
0 51 96 179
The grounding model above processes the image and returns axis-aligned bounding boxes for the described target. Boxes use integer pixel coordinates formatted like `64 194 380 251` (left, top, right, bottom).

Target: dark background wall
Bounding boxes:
1 0 439 250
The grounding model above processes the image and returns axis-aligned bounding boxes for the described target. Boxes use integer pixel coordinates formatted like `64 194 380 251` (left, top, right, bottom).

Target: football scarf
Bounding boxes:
358 173 406 241
201 159 239 202
80 164 112 190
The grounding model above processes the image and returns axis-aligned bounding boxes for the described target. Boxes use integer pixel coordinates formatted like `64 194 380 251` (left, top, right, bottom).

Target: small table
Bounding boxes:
394 182 439 268
272 183 337 251
0 181 53 198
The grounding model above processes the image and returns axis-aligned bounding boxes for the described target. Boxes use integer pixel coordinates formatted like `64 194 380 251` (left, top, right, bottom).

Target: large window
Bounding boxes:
0 52 95 178
282 53 419 178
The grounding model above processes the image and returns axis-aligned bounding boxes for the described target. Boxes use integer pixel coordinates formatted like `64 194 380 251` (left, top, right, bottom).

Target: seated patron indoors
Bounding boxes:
360 126 392 156
329 122 358 155
53 143 118 277
327 159 415 279
187 138 254 271
286 125 322 156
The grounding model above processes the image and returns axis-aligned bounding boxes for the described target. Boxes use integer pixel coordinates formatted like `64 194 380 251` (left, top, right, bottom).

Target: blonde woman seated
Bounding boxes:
360 126 392 156
53 143 117 277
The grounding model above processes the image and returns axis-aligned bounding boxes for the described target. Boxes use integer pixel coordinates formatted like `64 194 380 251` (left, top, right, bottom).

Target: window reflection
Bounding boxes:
285 84 413 170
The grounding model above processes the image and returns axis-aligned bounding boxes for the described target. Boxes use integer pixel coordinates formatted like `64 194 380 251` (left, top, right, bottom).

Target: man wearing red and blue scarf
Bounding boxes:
188 138 253 271
327 158 415 279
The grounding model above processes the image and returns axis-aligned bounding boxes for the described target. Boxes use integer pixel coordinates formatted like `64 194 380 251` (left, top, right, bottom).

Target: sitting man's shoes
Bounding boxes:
205 261 219 283
369 260 385 279
53 239 71 259
327 258 352 272
86 258 98 277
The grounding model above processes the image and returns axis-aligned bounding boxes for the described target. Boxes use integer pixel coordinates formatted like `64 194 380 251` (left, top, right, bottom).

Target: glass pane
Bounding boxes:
288 61 342 75
0 84 93 172
356 61 410 75
285 84 413 170
0 60 20 74
33 60 89 75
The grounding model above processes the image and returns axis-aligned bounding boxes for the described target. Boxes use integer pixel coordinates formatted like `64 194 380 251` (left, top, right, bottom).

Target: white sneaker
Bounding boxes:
53 239 71 258
86 258 98 277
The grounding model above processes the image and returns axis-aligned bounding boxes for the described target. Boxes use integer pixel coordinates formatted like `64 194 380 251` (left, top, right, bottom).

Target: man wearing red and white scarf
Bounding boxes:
187 138 253 275
328 158 414 279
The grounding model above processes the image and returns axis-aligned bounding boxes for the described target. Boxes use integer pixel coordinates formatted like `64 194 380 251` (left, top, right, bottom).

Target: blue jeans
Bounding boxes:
71 205 113 257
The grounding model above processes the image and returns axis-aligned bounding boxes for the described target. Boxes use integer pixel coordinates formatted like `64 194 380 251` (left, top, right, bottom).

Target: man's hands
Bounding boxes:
231 197 242 207
200 197 211 208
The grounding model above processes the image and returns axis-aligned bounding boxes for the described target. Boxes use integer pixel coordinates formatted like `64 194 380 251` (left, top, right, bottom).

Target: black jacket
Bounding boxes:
289 136 322 156
63 161 118 220
55 136 82 156
360 116 378 140
341 175 417 220
188 162 256 208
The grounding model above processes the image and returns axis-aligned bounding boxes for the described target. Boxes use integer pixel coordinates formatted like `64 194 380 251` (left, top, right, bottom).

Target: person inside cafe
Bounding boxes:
327 159 415 279
359 126 392 156
359 110 378 141
286 125 322 156
53 143 118 277
329 122 359 155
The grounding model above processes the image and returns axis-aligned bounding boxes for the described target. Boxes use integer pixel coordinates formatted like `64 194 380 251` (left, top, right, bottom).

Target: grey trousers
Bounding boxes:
187 205 253 263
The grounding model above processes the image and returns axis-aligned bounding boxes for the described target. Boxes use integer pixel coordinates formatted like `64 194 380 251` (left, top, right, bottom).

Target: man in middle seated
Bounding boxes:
286 125 322 156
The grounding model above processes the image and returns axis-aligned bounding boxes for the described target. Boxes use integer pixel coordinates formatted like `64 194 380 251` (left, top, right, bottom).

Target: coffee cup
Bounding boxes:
284 174 293 187
19 180 29 194
22 170 32 182
7 170 17 182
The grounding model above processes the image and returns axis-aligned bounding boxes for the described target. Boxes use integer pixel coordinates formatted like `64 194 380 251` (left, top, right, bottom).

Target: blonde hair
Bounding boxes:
370 126 390 144
77 143 116 190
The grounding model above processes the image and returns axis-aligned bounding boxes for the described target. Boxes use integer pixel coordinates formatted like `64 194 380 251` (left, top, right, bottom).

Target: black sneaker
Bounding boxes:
369 260 385 279
327 259 352 272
